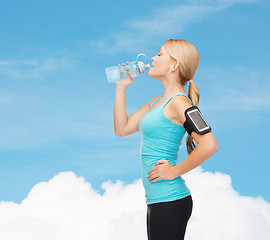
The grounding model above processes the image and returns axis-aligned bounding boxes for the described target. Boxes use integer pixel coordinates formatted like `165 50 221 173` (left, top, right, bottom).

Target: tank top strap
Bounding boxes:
163 93 193 106
149 95 163 110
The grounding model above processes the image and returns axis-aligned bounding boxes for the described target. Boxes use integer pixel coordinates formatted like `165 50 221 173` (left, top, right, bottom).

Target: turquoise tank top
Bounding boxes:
138 93 193 205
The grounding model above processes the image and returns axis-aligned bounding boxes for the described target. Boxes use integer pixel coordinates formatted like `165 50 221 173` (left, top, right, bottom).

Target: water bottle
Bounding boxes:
105 53 150 83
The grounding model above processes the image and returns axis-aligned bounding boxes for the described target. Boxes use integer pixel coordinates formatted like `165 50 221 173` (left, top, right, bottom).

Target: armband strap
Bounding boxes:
183 106 211 135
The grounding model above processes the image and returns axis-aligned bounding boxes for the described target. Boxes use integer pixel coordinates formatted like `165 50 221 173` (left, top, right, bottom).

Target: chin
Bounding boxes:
148 68 162 79
148 68 155 78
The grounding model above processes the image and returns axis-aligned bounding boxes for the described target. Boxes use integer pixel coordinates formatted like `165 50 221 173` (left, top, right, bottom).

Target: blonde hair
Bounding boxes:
164 39 200 155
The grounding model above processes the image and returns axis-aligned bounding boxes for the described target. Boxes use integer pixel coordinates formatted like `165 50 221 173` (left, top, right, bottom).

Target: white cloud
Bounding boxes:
89 0 262 55
0 167 269 240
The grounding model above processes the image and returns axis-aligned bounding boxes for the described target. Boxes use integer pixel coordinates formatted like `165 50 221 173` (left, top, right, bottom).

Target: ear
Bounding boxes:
170 61 180 72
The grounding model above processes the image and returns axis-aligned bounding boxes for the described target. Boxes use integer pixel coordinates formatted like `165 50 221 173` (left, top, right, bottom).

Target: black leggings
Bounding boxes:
147 195 193 240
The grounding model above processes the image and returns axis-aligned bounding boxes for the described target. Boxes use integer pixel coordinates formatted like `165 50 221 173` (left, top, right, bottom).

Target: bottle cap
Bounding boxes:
137 61 150 74
136 53 150 74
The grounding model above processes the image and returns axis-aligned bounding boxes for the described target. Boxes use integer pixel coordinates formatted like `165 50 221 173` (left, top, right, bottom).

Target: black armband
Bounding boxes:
183 106 211 135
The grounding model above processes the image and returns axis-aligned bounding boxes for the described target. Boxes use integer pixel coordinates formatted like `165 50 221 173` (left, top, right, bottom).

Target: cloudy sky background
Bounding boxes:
0 0 270 239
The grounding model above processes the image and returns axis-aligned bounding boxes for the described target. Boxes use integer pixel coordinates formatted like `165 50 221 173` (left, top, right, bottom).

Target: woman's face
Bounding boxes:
148 45 174 79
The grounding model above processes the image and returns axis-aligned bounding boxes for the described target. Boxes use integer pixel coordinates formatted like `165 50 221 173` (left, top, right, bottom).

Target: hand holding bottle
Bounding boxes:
115 62 134 88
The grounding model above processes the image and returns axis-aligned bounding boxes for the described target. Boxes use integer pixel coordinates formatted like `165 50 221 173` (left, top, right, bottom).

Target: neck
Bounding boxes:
159 73 186 98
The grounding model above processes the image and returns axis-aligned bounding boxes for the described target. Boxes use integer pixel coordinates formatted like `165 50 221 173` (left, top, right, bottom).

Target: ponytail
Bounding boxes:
186 79 200 155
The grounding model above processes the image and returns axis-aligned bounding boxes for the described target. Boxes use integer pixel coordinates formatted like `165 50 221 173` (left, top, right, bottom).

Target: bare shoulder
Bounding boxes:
151 94 163 102
170 95 192 126
146 94 162 107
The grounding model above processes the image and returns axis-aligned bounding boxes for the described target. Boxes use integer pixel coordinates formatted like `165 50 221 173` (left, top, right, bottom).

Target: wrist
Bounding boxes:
116 82 127 90
173 165 182 178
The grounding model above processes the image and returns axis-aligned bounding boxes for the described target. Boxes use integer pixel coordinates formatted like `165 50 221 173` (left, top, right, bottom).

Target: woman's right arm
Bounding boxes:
114 83 129 136
114 68 161 137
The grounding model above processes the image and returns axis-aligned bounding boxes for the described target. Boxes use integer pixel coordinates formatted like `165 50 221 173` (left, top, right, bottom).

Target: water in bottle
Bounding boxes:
105 53 150 83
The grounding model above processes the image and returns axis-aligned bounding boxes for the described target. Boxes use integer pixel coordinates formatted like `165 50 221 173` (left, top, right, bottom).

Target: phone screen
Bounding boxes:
189 110 209 131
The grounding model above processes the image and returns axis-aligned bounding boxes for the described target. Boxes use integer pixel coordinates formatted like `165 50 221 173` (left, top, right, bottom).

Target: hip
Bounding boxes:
142 176 191 205
147 194 193 207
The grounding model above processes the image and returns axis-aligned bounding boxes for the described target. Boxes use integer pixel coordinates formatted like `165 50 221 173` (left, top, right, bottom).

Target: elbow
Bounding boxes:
213 143 219 154
114 126 122 137
199 140 218 155
209 141 219 154
114 130 125 137
114 130 121 137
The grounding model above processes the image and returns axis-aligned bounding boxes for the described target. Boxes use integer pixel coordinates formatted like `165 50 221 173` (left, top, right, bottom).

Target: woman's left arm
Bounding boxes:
174 131 219 177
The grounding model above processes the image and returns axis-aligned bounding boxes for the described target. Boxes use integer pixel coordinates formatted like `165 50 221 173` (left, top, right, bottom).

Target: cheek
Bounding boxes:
157 59 168 69
149 65 167 77
156 62 168 73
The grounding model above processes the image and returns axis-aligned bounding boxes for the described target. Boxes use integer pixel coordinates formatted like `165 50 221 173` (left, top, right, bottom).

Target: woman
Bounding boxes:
114 39 219 240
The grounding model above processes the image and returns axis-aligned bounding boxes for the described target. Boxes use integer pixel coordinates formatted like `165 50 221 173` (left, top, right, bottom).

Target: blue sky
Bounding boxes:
0 0 269 205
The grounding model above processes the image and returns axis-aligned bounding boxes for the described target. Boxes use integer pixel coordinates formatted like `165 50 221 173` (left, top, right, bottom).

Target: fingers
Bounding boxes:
148 173 159 181
148 165 160 174
150 177 161 183
148 168 158 178
118 62 129 66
